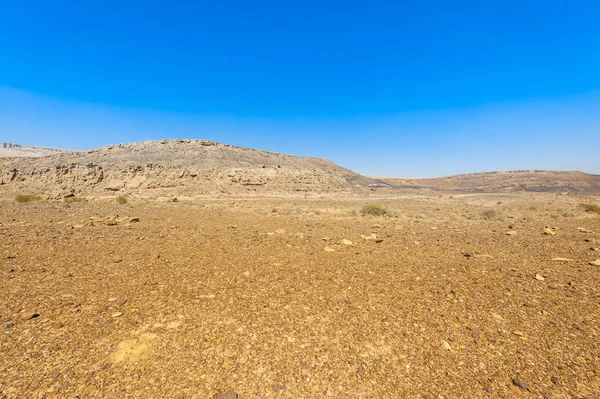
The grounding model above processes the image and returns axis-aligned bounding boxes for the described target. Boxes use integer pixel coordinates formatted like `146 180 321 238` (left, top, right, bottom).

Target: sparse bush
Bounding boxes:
116 195 128 205
482 210 498 220
361 204 388 216
579 203 600 214
15 194 42 203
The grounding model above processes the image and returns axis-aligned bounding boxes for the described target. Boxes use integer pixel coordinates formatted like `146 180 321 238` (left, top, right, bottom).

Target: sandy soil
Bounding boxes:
1 192 599 398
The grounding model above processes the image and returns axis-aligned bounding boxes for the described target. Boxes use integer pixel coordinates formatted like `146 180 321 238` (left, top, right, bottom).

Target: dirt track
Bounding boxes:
1 194 599 398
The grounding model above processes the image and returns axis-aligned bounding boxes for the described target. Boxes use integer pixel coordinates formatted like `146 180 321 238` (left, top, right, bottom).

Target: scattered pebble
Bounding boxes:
111 312 124 318
394 225 403 231
491 312 504 321
324 246 335 252
543 227 556 235
589 259 600 266
577 227 593 233
551 257 574 262
20 311 39 320
441 340 452 350
341 239 353 246
535 274 545 281
512 380 528 391
505 231 517 236
362 233 377 241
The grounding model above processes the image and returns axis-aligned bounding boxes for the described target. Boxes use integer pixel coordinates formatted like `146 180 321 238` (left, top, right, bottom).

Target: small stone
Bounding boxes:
20 311 40 320
111 312 123 318
512 380 528 391
321 237 331 241
324 246 335 252
505 231 517 236
441 340 452 350
106 220 118 226
394 225 403 231
275 229 285 234
129 217 140 223
72 224 84 229
341 239 353 246
535 274 545 281
512 330 524 337
372 224 382 229
577 227 593 233
243 271 251 278
363 234 377 241
375 239 384 243
543 227 556 235
551 257 574 262
589 259 600 266
491 312 504 321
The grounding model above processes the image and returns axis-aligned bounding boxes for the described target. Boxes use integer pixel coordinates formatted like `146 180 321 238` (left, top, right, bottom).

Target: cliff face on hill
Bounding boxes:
0 139 383 198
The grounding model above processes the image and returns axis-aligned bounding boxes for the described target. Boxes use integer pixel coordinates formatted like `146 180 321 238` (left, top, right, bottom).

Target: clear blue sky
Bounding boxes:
1 1 599 177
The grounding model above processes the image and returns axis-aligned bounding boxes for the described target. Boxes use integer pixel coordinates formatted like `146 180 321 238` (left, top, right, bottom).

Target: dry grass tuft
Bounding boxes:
361 204 388 216
15 194 42 203
482 210 499 220
579 203 600 214
116 195 128 205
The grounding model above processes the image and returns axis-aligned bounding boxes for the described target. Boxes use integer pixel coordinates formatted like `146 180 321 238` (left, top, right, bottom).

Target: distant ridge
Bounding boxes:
1 139 598 198
0 142 70 158
382 170 600 193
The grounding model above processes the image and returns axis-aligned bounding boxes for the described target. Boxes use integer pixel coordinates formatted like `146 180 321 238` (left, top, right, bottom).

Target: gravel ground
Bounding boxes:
1 194 599 398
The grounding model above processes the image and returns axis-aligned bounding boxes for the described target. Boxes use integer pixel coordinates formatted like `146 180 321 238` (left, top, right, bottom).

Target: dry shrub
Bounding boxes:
482 210 498 220
116 195 128 205
579 203 600 214
15 194 42 203
361 204 388 216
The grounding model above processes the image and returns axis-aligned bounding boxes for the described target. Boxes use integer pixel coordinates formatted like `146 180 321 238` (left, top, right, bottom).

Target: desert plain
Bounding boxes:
1 191 600 399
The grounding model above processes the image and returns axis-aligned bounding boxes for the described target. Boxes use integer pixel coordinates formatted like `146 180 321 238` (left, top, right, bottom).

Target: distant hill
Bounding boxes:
0 142 69 158
382 170 600 193
1 140 598 198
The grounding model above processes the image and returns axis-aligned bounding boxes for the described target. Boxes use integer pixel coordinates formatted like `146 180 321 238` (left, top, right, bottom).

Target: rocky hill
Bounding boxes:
2 140 598 199
383 170 600 193
0 139 384 198
0 142 69 158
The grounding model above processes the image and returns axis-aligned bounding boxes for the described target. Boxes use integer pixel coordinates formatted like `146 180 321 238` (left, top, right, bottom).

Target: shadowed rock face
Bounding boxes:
0 139 386 198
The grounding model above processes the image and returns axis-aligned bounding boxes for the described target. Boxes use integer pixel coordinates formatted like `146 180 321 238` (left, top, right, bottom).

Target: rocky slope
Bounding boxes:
0 142 69 158
0 139 383 198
